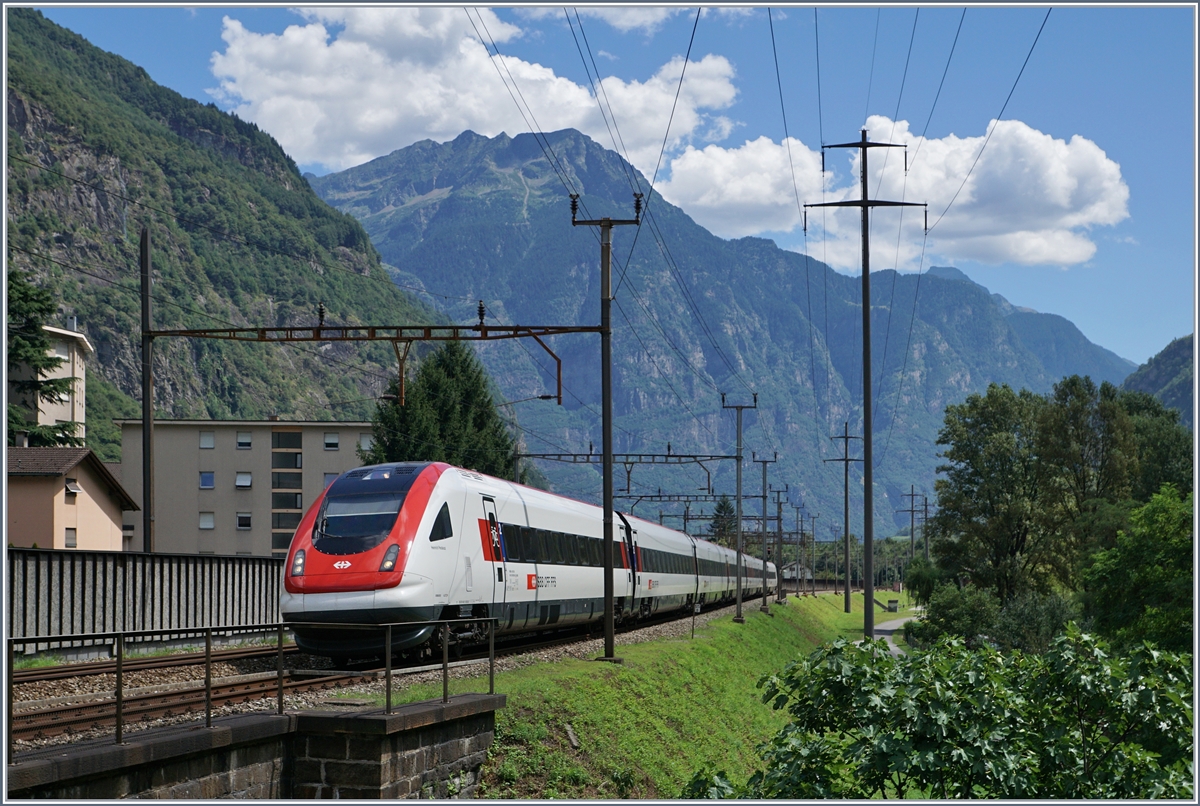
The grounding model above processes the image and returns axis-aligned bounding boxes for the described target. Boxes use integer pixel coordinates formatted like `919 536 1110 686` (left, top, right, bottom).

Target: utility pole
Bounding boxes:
825 422 862 613
806 130 925 639
572 193 641 661
722 394 756 623
139 227 154 554
809 513 819 596
898 486 920 561
752 451 776 613
922 495 931 561
772 485 788 604
792 503 804 596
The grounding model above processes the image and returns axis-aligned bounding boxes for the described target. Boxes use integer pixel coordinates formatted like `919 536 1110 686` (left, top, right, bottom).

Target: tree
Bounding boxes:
707 495 736 547
6 266 80 446
904 582 999 650
1118 389 1193 502
358 341 515 479
684 629 1194 799
929 383 1051 603
1082 485 1193 653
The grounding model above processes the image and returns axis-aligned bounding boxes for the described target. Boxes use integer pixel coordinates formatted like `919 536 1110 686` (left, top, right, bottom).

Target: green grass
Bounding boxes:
365 591 913 798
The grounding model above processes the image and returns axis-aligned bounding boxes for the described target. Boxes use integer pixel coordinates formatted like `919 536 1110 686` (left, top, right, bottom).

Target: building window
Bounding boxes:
272 533 293 551
199 512 215 530
199 431 215 449
272 472 303 490
65 478 82 495
324 432 339 450
324 472 340 488
55 342 70 358
199 472 215 489
359 433 373 452
237 512 252 530
271 431 302 449
272 493 302 510
236 431 252 450
65 528 77 548
235 472 252 489
271 452 302 469
271 512 303 530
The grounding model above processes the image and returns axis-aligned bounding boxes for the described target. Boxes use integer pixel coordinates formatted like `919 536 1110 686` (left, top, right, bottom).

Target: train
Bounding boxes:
281 461 776 660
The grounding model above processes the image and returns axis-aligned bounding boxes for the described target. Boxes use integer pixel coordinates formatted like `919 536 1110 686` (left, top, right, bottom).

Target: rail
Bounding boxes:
6 617 497 766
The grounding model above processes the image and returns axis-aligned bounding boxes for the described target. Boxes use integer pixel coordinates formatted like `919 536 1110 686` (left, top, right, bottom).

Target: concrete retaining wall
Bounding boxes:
6 695 504 799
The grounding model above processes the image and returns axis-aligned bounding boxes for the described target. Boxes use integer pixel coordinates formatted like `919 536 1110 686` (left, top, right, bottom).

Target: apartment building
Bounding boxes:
8 321 92 439
117 420 373 557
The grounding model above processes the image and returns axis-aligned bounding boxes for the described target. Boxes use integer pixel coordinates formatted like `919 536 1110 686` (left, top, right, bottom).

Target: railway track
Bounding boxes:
10 603 740 743
10 644 302 684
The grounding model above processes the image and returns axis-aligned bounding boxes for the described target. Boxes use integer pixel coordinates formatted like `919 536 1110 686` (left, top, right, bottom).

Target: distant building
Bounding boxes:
7 447 138 551
117 420 374 557
8 321 92 439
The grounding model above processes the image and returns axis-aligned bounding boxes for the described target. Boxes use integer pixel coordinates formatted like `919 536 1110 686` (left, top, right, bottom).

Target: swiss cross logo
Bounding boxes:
333 560 351 569
527 574 537 590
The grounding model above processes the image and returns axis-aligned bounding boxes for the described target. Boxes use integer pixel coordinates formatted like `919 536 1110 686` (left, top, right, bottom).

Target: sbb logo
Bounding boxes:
333 560 351 569
527 574 537 590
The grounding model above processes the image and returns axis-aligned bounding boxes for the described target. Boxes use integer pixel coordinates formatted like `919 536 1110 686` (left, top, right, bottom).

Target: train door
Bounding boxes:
481 497 505 613
617 513 639 613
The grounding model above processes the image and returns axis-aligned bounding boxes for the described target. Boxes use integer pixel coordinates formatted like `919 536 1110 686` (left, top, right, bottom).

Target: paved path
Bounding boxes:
875 615 918 656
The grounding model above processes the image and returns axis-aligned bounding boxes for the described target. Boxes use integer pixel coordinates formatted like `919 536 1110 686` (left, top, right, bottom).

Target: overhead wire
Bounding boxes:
878 7 1049 469
871 8 920 432
768 7 824 460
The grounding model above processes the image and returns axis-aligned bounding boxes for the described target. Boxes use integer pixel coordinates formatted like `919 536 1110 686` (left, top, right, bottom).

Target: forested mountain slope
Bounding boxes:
1123 334 1193 429
312 129 1137 533
6 9 437 460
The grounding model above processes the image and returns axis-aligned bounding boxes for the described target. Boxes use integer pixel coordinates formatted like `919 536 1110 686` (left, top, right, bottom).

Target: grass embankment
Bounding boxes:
362 591 914 798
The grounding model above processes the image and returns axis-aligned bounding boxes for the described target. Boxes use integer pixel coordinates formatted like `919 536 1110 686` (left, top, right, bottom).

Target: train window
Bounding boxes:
589 538 601 567
313 492 405 555
430 504 454 542
511 525 527 562
564 534 579 565
547 531 563 564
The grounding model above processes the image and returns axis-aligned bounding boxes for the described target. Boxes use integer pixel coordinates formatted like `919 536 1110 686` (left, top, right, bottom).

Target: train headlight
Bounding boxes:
379 544 400 572
291 549 306 577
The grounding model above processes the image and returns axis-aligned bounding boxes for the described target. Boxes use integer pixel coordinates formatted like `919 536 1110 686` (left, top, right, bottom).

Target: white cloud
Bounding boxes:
658 114 1129 268
210 8 737 173
517 7 684 35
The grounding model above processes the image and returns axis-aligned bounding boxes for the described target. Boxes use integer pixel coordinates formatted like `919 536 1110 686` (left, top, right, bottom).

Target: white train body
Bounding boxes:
282 462 775 658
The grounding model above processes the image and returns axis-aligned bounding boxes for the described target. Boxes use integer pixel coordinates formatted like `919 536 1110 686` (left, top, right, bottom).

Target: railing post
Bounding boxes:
7 639 14 765
441 624 449 704
205 627 213 728
488 619 495 695
384 625 392 715
114 632 124 745
277 623 285 715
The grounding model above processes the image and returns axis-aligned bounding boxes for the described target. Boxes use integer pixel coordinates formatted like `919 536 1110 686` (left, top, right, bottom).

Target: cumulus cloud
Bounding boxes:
659 114 1129 268
210 8 737 173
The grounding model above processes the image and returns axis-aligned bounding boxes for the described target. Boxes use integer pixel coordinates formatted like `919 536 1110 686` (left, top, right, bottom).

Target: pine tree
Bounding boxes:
359 341 515 478
708 494 737 547
7 266 80 446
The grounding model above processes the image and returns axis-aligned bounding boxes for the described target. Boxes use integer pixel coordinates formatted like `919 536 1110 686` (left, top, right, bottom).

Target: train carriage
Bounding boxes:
281 461 774 660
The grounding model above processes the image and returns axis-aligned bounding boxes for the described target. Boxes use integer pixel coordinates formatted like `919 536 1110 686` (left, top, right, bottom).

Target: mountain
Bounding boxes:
310 129 1138 535
925 266 1136 384
6 10 438 461
1123 335 1193 429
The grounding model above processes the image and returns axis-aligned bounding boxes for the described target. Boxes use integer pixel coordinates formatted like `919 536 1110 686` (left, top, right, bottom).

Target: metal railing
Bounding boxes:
7 618 497 766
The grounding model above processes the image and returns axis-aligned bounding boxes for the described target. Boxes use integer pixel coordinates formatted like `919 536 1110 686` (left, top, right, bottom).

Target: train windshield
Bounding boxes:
313 493 405 555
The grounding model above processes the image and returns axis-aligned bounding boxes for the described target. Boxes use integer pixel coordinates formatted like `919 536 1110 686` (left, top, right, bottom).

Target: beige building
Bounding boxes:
8 322 92 439
118 420 374 557
7 447 139 551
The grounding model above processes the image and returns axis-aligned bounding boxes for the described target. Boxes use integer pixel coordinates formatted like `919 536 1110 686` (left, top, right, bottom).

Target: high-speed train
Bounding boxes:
281 462 775 660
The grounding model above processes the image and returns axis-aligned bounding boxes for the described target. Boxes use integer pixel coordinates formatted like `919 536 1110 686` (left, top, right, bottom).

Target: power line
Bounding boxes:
927 7 1052 234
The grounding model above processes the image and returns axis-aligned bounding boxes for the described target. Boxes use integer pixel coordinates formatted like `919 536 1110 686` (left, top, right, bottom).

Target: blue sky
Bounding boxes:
36 5 1196 365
